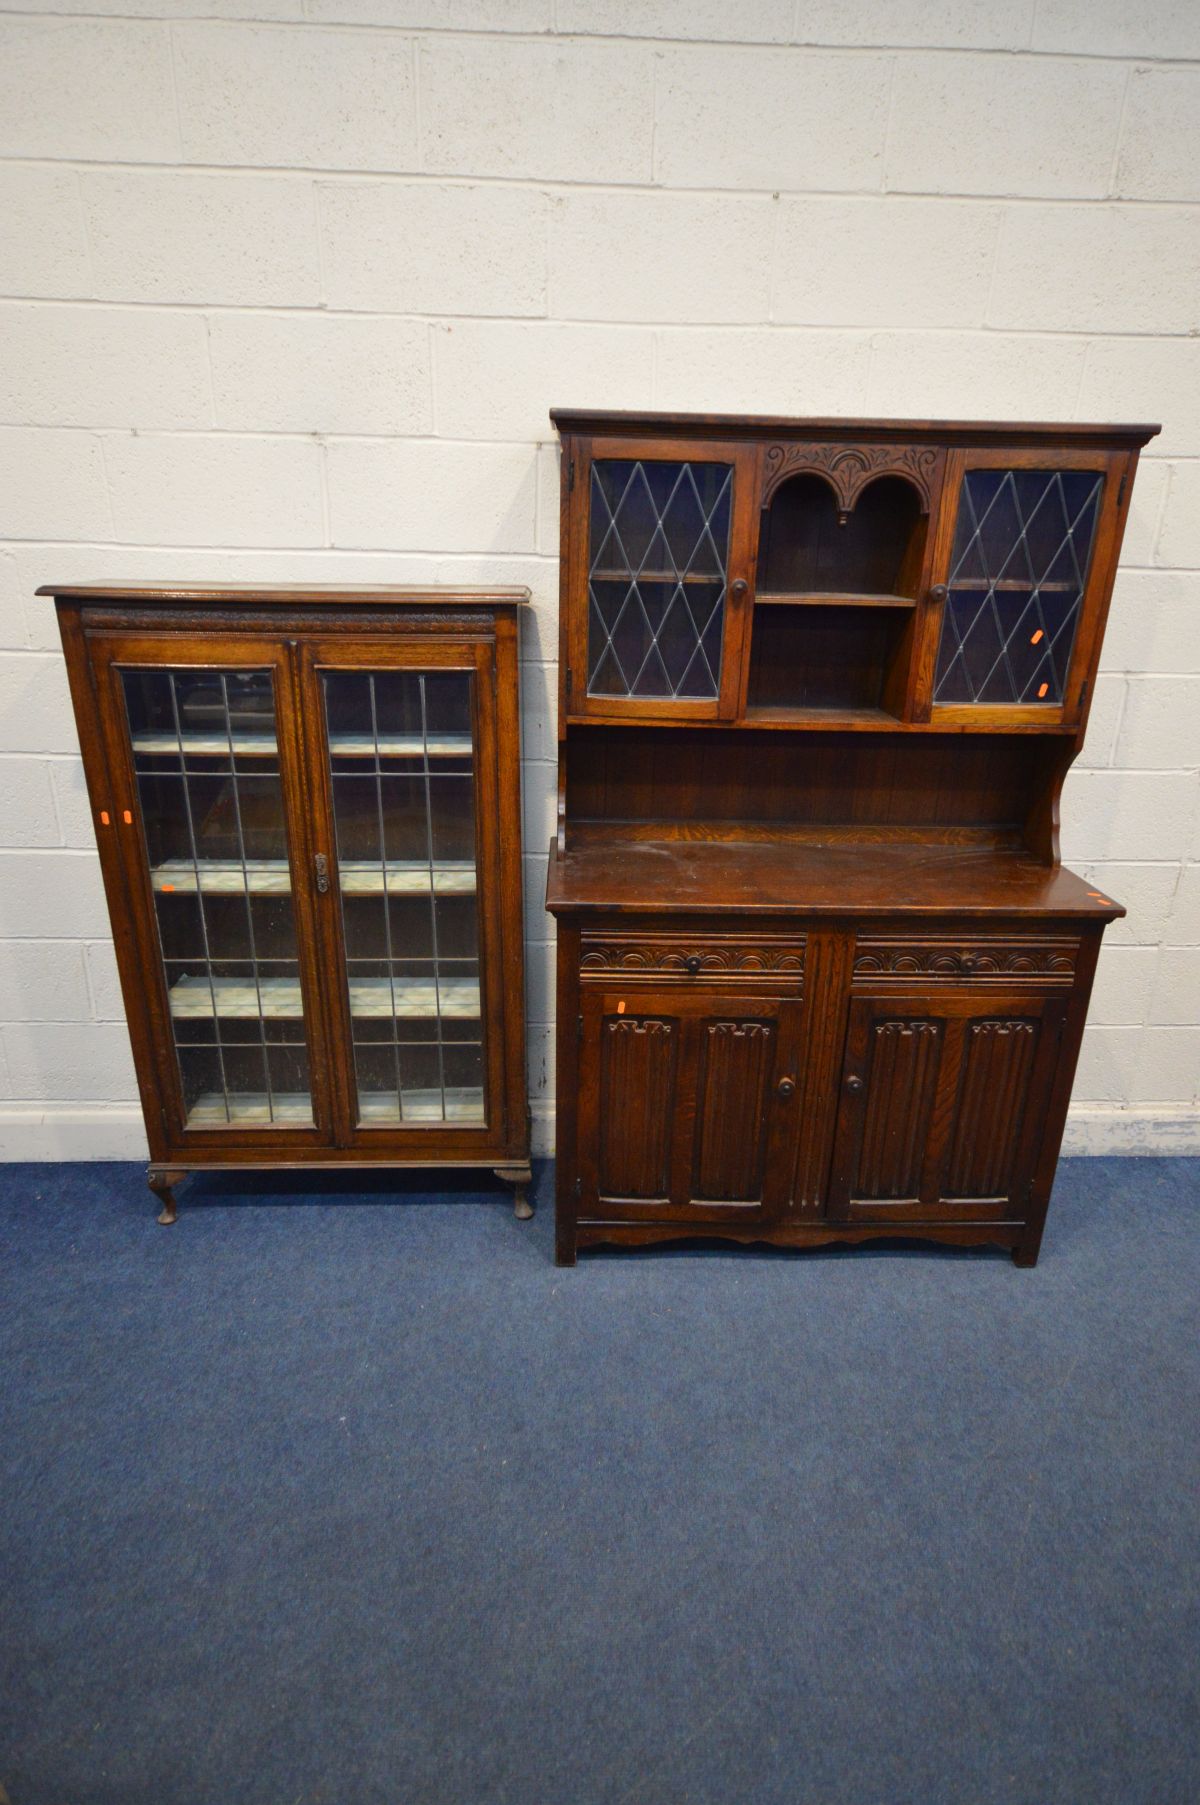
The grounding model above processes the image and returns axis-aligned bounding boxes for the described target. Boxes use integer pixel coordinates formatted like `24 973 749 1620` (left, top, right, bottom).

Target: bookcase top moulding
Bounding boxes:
37 583 529 607
550 409 1160 449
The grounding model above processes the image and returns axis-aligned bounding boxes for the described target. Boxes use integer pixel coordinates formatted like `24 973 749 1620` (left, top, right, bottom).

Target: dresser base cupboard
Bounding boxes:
546 411 1159 1266
45 585 532 1222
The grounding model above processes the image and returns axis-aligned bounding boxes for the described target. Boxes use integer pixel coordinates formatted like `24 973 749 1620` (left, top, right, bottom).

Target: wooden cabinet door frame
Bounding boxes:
828 987 1068 1223
915 445 1129 729
564 435 760 724
577 984 804 1223
87 628 336 1152
297 634 514 1157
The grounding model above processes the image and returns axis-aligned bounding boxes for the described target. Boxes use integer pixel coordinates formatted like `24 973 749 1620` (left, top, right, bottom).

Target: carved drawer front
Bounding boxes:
579 930 804 985
852 934 1079 987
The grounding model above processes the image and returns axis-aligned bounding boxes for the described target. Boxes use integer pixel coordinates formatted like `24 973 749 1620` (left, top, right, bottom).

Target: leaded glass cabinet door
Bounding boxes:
95 636 331 1145
930 451 1115 723
303 639 507 1151
568 438 757 720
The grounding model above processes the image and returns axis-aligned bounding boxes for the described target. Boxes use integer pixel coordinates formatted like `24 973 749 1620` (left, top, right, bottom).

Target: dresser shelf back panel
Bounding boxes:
747 603 908 714
564 727 1056 845
757 473 928 600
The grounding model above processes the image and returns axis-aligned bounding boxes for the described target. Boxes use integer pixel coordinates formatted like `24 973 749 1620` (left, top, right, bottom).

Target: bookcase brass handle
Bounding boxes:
730 578 748 600
845 1074 864 1095
929 583 948 605
777 1075 795 1098
314 853 330 894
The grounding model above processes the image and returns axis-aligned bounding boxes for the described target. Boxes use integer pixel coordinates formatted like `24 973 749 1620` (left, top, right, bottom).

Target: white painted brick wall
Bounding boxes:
0 0 1196 1158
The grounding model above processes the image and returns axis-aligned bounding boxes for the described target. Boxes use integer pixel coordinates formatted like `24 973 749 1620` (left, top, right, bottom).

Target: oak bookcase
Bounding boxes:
44 584 531 1222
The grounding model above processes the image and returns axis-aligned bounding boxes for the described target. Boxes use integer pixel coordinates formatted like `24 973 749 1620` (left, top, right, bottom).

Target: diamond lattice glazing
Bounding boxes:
934 468 1102 706
587 459 733 700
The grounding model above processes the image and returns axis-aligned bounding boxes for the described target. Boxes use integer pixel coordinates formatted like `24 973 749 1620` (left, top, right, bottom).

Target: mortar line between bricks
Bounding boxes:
1 12 1198 65
163 18 185 166
3 304 1198 345
1026 0 1040 51
1 297 1195 352
1105 62 1135 199
7 154 1200 206
2 293 1199 345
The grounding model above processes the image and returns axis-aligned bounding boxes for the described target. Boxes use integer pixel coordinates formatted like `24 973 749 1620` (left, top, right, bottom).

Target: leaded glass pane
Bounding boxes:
587 459 732 700
321 669 484 1129
121 666 313 1129
934 468 1102 706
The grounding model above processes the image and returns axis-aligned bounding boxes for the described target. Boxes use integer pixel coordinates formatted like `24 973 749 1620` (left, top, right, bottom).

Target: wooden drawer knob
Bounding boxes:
777 1075 795 1098
685 954 702 975
845 1074 864 1095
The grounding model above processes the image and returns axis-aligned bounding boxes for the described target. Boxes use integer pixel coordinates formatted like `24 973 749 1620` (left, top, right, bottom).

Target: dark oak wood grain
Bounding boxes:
46 584 532 1222
547 408 1155 1266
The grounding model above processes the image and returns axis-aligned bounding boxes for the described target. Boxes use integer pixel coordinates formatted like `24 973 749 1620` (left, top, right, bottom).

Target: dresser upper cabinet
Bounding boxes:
46 586 530 1183
556 415 1144 734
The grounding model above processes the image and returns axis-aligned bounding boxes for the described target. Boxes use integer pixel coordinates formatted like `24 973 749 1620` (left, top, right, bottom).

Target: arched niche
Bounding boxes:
756 472 927 599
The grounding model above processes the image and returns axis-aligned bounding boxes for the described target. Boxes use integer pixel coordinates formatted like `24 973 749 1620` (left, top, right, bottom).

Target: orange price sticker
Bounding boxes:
1037 682 1049 698
99 810 110 826
617 1001 626 1015
161 883 175 893
1030 629 1044 645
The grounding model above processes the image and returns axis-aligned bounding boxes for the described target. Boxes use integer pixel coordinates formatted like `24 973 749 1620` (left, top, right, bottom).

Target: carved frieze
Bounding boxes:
761 442 941 512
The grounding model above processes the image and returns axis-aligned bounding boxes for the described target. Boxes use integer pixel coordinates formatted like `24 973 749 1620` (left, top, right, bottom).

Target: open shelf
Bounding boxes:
747 601 908 716
743 704 900 728
950 579 1076 593
359 1088 485 1125
133 732 472 759
589 569 722 585
183 1088 485 1127
755 591 915 610
187 1092 314 1126
167 974 481 1020
150 859 476 896
757 473 927 600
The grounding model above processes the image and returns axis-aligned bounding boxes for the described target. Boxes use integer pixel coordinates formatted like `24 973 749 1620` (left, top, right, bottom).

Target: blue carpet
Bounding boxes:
0 1157 1197 1805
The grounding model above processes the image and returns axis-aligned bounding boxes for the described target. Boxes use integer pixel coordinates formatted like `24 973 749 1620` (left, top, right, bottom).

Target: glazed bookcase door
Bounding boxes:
827 990 1067 1222
92 635 332 1147
567 438 758 721
301 638 508 1152
925 449 1121 726
577 986 804 1222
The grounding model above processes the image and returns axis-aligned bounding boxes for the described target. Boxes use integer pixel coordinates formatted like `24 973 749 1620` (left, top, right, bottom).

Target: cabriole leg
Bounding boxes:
147 1165 187 1226
495 1163 534 1220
